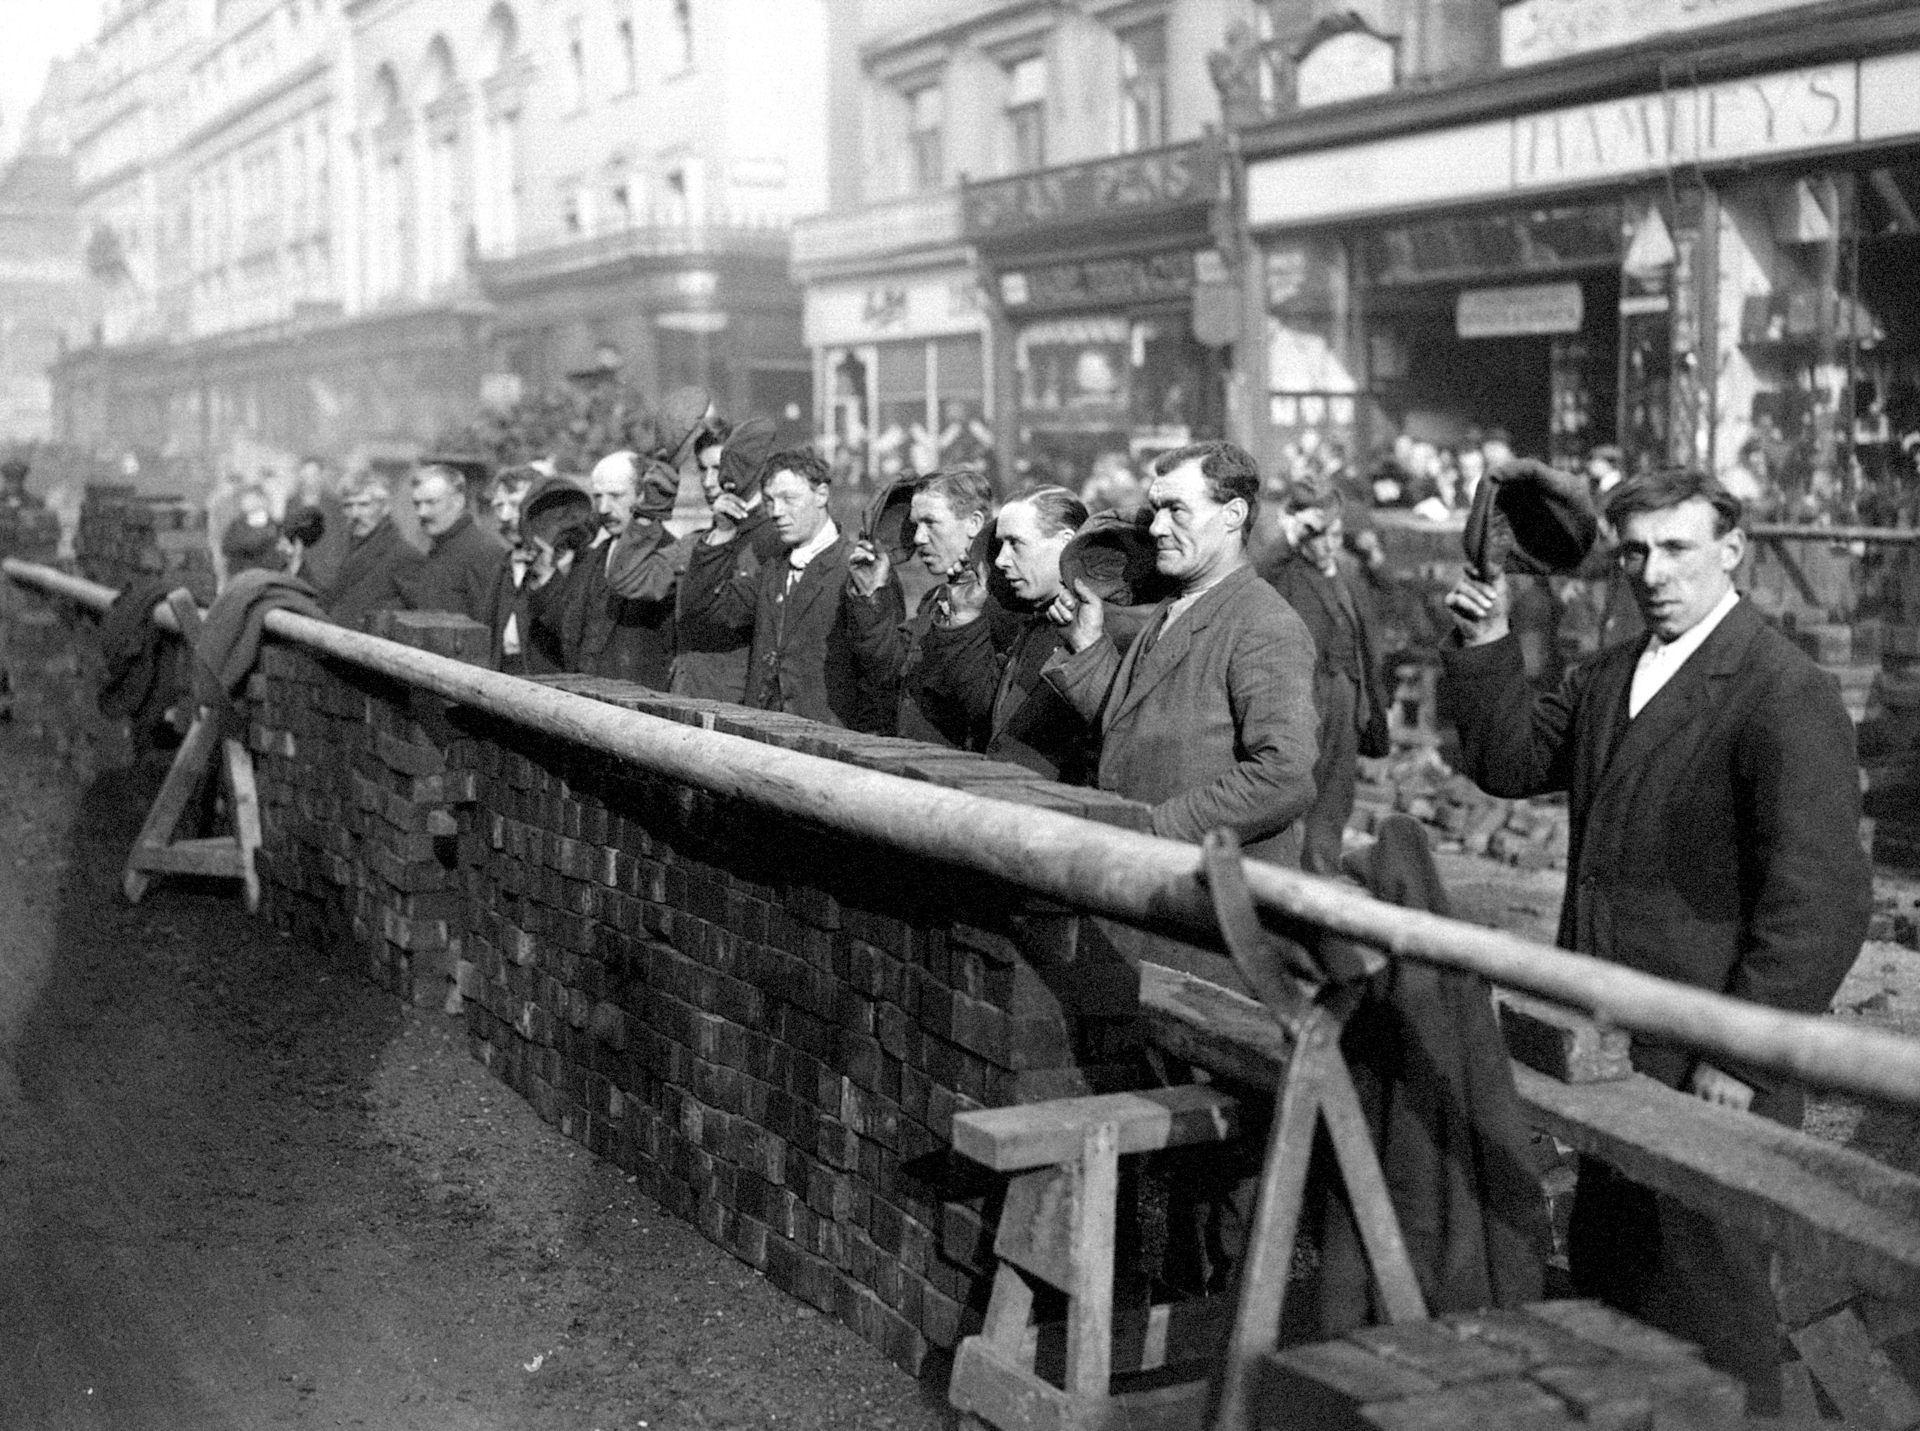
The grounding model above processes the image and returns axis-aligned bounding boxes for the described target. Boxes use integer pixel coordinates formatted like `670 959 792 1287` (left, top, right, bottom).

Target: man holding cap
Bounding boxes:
1441 465 1870 1408
672 417 782 701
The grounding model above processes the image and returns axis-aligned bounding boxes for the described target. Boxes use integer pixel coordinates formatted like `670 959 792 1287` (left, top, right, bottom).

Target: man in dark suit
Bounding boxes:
402 463 509 627
1260 481 1392 875
1044 440 1319 866
558 449 681 687
322 470 423 631
672 417 783 702
844 467 1017 745
679 448 900 730
909 485 1097 784
1441 466 1871 1410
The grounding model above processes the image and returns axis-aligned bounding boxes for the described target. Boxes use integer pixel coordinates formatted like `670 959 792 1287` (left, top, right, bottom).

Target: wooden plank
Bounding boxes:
952 1086 1238 1172
1064 1122 1117 1398
1789 1306 1920 1431
1496 991 1632 1084
1140 964 1920 1311
125 841 244 877
949 1336 1074 1431
1518 1069 1920 1308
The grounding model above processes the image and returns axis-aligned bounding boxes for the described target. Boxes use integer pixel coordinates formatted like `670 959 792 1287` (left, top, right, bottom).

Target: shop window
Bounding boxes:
1118 20 1167 154
1005 56 1047 174
907 85 944 194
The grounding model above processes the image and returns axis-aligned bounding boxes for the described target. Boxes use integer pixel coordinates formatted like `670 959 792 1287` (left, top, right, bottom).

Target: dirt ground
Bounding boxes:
4 727 1918 1430
0 731 949 1431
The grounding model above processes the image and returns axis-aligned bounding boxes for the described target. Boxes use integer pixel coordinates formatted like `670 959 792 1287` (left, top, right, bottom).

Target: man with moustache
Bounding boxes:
678 448 900 730
1044 440 1319 865
399 463 507 626
908 485 1097 783
550 448 682 686
1441 466 1871 1409
320 469 424 630
845 467 1015 744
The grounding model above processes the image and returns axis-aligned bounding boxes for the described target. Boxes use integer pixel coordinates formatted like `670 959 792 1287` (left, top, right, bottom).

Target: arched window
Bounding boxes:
481 3 519 78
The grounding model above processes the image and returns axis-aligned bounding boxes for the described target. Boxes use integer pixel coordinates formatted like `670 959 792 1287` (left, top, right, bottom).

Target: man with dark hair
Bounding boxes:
846 466 1013 743
1260 477 1392 874
679 447 900 730
1441 466 1871 1410
672 417 782 701
323 469 424 630
402 463 510 626
910 485 1097 782
1044 439 1320 865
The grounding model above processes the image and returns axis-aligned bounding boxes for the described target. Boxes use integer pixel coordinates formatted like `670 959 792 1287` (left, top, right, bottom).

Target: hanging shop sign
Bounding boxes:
997 249 1199 313
1457 283 1585 338
962 141 1222 240
1247 49 1920 230
1501 0 1821 69
804 269 981 348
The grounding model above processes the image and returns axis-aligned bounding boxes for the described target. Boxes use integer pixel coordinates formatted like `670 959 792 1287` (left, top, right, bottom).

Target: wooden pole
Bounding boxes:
10 557 1920 1109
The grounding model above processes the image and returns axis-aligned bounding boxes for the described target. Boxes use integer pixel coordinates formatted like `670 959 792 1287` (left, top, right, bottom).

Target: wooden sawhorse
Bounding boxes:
948 830 1428 1431
122 588 262 913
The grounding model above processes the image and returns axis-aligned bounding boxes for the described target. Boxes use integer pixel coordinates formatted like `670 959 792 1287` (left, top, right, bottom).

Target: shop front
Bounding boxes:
803 266 989 484
1243 15 1920 519
963 139 1233 493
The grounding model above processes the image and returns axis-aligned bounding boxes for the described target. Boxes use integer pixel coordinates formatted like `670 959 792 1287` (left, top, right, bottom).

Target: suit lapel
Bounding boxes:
1107 565 1247 728
1592 602 1758 803
782 534 845 634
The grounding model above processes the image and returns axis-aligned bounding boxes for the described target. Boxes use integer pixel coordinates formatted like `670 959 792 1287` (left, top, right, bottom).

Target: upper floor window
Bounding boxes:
1005 55 1046 173
565 19 587 111
907 85 944 193
1118 20 1167 152
671 0 695 71
1253 1 1291 111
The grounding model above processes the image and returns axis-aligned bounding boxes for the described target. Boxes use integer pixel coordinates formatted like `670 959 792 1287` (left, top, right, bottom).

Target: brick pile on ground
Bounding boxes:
1354 745 1571 870
253 613 488 1009
251 634 1162 1376
76 485 215 602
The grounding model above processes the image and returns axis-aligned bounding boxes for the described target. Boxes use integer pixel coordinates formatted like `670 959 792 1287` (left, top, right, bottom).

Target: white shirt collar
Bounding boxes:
787 516 839 572
1628 587 1739 718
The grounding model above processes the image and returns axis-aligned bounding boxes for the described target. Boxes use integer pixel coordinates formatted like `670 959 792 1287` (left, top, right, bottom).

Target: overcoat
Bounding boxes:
1044 564 1319 866
401 512 509 628
321 517 422 631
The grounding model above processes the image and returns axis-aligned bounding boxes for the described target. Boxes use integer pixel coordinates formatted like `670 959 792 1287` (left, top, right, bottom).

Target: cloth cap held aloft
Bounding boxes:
863 473 925 563
1463 457 1599 580
717 417 778 498
1059 505 1175 607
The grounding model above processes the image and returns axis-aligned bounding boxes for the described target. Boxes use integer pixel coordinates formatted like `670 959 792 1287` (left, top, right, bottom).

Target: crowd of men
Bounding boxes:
237 396 1863 1410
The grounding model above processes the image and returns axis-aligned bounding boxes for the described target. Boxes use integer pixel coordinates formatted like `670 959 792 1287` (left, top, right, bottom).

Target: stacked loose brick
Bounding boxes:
252 614 487 1008
252 643 1160 1374
77 485 215 602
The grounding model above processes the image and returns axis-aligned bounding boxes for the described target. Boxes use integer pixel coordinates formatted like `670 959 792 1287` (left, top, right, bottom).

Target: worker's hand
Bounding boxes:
1047 577 1105 654
529 537 558 586
1687 1062 1754 1112
936 563 989 629
847 539 891 598
1444 572 1511 647
703 493 750 545
1350 528 1386 571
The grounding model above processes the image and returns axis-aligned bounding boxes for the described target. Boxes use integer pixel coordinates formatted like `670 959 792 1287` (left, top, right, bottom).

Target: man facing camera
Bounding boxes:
1440 466 1871 1410
678 448 900 730
1043 440 1319 865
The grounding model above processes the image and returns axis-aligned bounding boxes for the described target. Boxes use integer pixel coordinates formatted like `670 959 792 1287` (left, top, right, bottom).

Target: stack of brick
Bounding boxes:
252 614 486 1009
76 487 214 603
434 673 1153 1376
1354 746 1572 870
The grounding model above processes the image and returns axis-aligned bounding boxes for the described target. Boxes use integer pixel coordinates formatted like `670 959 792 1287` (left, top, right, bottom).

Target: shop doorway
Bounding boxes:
1365 270 1619 464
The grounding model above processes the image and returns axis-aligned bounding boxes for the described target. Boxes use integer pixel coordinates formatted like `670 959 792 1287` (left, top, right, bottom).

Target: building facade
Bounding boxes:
0 61 88 447
47 0 826 481
1240 0 1920 515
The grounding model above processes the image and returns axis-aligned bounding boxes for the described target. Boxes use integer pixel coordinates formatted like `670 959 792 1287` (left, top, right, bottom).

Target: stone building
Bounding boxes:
46 0 828 477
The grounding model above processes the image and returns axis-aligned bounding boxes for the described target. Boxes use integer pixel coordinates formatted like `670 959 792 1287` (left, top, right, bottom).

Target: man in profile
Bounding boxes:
1441 466 1872 1409
322 469 423 631
679 448 899 730
1044 440 1318 865
402 463 509 627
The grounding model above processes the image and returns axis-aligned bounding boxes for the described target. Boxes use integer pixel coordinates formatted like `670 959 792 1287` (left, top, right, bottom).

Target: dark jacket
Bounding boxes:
671 505 785 702
1263 548 1391 758
844 579 1026 745
402 512 509 627
1044 564 1320 865
912 611 1097 784
1439 598 1871 1118
486 552 569 676
679 525 901 731
322 517 423 631
559 525 680 688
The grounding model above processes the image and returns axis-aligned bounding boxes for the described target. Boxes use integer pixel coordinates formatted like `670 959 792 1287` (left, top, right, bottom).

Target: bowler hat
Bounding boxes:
863 474 925 562
1059 505 1174 607
1463 457 1598 579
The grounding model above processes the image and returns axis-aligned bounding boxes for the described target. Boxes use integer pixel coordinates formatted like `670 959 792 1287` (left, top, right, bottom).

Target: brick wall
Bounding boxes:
248 616 1164 1374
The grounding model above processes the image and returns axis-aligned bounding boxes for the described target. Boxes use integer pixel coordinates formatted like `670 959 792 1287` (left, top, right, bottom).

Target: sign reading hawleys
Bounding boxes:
963 141 1223 241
